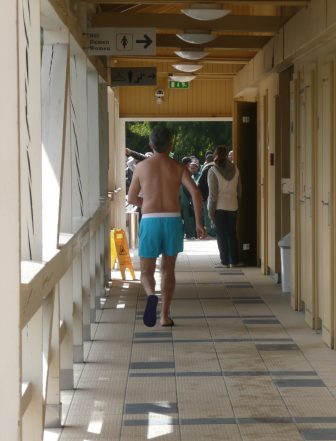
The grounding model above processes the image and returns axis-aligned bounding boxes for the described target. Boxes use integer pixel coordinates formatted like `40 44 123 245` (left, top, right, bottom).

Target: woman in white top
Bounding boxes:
207 146 242 267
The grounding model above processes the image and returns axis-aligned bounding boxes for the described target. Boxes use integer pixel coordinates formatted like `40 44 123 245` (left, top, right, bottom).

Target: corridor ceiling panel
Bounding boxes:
88 0 310 79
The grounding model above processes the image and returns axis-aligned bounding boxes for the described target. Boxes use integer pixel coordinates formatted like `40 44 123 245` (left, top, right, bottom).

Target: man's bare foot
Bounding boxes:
160 317 175 327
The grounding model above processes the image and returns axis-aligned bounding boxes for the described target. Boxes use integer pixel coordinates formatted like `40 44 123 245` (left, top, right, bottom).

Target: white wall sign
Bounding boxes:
88 28 156 56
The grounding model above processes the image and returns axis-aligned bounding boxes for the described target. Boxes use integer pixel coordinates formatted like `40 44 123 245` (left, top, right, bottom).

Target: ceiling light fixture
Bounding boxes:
172 63 203 73
169 74 196 83
176 31 216 45
181 3 231 21
175 50 209 60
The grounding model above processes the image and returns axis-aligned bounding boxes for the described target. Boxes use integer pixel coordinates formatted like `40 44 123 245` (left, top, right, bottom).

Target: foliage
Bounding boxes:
126 121 232 162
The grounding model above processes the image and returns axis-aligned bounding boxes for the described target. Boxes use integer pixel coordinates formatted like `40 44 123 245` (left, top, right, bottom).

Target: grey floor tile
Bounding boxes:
180 424 242 441
300 428 336 440
58 241 336 441
239 423 303 441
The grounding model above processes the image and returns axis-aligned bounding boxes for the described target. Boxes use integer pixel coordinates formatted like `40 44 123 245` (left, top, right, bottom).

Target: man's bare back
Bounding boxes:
128 152 202 217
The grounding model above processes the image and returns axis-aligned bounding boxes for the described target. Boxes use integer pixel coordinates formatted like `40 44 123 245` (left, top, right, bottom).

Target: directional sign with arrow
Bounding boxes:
88 27 156 56
111 67 157 87
136 34 153 49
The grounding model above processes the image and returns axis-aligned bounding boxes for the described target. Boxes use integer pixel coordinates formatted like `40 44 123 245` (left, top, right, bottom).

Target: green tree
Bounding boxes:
126 121 232 162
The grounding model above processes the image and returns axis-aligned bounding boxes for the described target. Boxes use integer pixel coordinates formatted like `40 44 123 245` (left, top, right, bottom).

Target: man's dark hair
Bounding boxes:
149 126 173 153
214 145 228 168
182 156 192 165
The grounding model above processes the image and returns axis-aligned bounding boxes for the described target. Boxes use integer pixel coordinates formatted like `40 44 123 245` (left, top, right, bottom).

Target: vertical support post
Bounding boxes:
0 1 22 440
45 287 61 428
95 230 102 303
90 235 98 323
21 309 43 440
73 253 84 362
82 242 91 340
98 83 111 285
59 267 74 390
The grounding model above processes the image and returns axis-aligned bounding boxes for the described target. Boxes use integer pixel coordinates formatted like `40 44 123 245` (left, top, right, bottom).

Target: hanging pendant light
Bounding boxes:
181 3 230 21
175 50 209 60
176 30 216 45
172 63 203 73
169 74 196 82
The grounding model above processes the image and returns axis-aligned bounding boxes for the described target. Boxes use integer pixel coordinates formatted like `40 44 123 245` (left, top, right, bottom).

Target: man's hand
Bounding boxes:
196 225 207 239
125 147 131 156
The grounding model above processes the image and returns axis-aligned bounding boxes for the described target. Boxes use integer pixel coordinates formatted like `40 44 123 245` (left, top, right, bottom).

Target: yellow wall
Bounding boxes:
117 78 233 118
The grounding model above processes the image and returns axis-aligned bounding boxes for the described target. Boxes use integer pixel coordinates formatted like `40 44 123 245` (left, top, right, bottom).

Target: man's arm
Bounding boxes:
127 167 143 207
181 168 206 239
126 147 147 162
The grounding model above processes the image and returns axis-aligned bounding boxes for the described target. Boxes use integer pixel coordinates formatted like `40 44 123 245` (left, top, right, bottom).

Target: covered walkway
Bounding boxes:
47 240 336 441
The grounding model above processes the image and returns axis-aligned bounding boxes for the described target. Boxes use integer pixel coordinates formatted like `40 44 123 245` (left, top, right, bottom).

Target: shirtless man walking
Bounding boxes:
128 127 206 327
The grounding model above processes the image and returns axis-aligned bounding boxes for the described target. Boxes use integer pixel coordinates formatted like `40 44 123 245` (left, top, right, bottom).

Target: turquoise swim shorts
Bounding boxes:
139 213 184 258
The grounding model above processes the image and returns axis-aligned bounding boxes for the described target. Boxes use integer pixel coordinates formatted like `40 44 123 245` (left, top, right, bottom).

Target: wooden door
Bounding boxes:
317 62 334 346
235 101 258 266
289 76 300 310
300 70 316 326
298 73 307 312
260 93 269 273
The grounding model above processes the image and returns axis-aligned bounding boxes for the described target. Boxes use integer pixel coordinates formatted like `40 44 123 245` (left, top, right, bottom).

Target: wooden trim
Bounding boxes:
87 0 309 5
92 13 287 33
156 34 270 50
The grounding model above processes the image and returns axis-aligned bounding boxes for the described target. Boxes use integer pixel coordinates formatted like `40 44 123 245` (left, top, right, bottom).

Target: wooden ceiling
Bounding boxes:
87 0 310 80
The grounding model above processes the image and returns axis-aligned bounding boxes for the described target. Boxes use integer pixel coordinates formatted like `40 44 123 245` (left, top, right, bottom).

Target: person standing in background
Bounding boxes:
180 157 197 239
189 161 201 183
197 152 216 237
207 146 241 267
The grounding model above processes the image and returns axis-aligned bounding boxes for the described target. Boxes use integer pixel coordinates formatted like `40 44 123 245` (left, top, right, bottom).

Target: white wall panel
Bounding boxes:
19 0 42 261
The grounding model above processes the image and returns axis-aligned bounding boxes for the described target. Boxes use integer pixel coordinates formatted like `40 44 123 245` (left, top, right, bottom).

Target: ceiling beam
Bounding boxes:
91 13 288 33
107 56 250 65
87 0 309 5
156 34 270 49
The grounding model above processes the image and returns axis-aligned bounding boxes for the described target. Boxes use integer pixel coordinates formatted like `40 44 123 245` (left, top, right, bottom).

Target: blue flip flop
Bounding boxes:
143 295 158 327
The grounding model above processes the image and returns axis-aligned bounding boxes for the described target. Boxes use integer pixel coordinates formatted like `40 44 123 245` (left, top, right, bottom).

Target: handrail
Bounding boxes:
20 200 109 329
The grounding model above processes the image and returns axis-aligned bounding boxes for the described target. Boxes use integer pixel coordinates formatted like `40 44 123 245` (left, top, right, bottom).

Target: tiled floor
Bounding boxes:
45 239 336 441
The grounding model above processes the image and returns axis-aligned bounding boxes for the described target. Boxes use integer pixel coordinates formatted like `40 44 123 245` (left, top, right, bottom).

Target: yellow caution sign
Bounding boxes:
110 228 135 280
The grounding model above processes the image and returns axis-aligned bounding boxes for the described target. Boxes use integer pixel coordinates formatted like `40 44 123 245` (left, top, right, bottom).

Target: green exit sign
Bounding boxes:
169 80 190 89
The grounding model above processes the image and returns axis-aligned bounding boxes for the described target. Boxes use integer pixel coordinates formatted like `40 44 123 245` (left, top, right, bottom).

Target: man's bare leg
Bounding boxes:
140 257 157 295
160 254 177 326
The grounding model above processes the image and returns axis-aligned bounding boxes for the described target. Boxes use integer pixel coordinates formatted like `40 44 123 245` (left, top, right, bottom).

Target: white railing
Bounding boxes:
20 200 110 438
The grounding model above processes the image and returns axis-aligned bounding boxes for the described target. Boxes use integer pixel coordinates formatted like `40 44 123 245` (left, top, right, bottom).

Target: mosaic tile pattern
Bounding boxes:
53 240 336 441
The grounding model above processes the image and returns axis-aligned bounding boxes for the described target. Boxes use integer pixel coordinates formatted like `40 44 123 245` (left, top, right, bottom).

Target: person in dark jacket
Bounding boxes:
179 157 196 238
197 152 216 236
